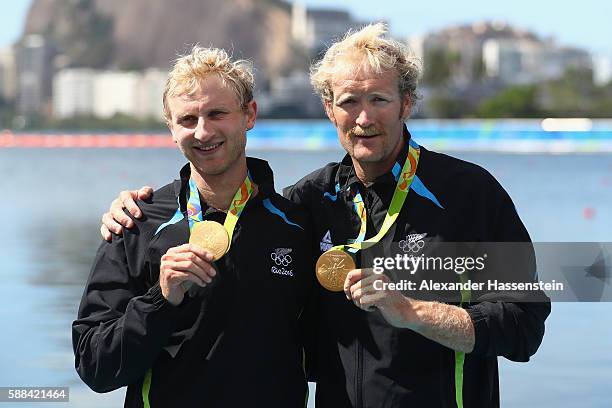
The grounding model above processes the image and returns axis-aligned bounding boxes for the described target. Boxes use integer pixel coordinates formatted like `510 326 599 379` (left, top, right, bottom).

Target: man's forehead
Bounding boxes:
171 78 239 106
331 68 400 95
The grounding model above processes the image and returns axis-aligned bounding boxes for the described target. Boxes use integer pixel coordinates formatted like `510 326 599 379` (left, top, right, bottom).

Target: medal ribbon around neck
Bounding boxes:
341 140 421 253
186 172 255 256
316 140 421 291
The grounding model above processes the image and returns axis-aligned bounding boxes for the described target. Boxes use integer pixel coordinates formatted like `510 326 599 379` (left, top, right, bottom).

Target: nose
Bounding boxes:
356 107 373 128
194 117 214 141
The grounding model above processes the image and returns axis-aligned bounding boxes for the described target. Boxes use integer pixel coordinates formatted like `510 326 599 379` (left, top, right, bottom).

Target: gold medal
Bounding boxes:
316 249 356 292
189 220 229 261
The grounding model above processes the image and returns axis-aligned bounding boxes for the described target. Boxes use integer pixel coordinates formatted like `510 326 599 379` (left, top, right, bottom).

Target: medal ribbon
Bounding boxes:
186 172 255 255
347 192 366 244
334 140 421 254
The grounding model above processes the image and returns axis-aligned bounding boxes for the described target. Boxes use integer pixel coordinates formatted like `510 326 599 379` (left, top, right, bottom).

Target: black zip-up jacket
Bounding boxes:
284 130 551 408
73 158 315 407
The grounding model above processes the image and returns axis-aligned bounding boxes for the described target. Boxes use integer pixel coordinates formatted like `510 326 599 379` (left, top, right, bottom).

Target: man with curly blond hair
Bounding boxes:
292 24 548 408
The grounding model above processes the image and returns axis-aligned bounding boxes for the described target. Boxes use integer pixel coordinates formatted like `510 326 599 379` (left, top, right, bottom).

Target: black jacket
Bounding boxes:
284 131 551 408
73 158 315 407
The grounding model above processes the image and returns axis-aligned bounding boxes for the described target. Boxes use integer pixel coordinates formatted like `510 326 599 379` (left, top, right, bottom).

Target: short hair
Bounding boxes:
310 23 422 105
162 46 254 123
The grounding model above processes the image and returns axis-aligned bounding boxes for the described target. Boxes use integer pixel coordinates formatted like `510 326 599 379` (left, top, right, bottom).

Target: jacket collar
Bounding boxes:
174 157 276 213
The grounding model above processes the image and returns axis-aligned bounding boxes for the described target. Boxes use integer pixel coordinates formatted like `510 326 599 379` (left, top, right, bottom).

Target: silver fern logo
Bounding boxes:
399 233 427 253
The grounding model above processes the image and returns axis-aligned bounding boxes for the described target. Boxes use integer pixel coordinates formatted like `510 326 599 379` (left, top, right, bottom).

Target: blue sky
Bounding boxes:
0 1 30 48
1 0 610 55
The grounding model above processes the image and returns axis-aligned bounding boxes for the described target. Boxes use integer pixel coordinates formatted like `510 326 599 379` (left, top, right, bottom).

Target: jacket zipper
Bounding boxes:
355 341 363 408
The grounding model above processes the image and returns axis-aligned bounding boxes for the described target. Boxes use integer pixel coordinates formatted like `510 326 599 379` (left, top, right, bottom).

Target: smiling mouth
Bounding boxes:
194 142 224 152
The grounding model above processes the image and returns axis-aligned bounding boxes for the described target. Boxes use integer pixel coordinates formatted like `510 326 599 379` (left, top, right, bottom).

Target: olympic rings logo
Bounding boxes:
398 235 426 253
271 251 293 266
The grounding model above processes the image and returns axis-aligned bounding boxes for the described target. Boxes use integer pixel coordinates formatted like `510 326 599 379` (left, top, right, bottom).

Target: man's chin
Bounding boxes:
190 160 229 177
350 148 384 163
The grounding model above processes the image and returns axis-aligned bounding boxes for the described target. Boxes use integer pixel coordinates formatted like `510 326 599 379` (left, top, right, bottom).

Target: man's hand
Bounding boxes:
160 244 217 306
344 268 475 352
100 186 153 241
344 268 418 329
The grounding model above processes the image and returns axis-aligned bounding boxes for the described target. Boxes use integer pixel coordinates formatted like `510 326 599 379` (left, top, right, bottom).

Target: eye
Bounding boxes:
373 96 389 103
178 115 197 126
208 110 228 118
337 98 355 107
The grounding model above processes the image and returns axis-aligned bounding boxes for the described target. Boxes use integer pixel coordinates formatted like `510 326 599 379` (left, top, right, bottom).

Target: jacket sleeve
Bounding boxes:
465 177 551 361
72 229 186 393
283 181 309 209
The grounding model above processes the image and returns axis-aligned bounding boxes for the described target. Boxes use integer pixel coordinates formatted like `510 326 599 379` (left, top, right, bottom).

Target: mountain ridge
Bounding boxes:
22 0 307 82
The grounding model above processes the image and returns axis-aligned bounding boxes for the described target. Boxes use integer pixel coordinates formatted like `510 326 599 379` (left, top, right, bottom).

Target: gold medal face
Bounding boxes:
189 221 229 261
316 250 356 292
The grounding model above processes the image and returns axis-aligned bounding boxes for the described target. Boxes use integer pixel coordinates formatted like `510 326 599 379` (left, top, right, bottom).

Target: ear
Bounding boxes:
245 100 257 130
324 99 336 125
167 120 178 143
400 94 412 121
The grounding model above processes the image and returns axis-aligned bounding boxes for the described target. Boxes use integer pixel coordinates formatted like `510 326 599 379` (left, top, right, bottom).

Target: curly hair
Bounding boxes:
310 23 421 105
162 46 254 123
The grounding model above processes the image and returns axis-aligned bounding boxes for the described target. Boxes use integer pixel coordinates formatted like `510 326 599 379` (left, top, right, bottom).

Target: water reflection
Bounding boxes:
7 218 127 406
26 220 101 287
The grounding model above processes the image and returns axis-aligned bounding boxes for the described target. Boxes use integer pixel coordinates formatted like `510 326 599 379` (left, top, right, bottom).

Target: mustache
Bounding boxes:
348 126 380 137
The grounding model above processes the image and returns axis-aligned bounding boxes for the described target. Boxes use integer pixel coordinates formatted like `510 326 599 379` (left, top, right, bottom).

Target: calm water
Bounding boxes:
0 145 611 407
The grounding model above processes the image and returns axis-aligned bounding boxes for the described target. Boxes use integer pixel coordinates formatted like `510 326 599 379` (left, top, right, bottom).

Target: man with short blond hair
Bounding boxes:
73 46 314 407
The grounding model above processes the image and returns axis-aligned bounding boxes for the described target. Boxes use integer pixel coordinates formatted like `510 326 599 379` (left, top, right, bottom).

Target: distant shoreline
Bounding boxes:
2 119 612 152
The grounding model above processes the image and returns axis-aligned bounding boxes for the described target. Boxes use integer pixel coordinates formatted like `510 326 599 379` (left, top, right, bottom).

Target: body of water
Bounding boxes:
3 119 612 153
1 135 611 406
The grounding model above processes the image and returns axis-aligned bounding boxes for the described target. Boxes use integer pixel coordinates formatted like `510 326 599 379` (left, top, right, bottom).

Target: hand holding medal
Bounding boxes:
159 243 217 306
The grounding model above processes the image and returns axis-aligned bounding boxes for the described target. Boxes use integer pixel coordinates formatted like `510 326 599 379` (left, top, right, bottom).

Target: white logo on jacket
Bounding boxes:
399 233 427 253
320 230 333 252
271 248 294 276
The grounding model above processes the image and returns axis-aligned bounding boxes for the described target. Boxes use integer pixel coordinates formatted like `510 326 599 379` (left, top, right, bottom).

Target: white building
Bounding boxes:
483 38 592 85
482 39 525 83
414 22 592 87
0 46 16 101
593 54 612 86
52 68 168 120
92 71 141 118
292 3 363 54
53 69 95 118
135 68 167 120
